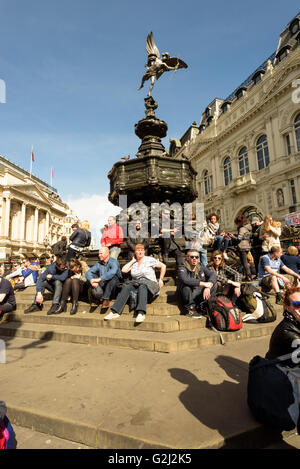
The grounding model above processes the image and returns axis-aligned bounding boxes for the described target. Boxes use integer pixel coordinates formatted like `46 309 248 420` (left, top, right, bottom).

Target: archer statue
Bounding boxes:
138 32 188 97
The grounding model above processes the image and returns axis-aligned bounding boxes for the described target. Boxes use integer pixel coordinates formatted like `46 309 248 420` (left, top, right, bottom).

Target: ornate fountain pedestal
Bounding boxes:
108 96 197 207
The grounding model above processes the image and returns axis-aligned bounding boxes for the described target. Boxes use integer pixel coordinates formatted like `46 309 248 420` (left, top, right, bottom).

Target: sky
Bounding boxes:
0 0 299 246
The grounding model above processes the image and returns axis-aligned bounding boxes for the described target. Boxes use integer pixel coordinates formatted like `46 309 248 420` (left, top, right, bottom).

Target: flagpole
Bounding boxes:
30 145 34 178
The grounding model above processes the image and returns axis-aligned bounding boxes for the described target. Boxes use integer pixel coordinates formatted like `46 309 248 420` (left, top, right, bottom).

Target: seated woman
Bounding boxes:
56 258 89 315
207 213 230 260
104 244 166 323
208 250 242 303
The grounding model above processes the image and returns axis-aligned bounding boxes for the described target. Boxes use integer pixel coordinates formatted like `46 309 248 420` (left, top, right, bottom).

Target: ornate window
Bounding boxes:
203 170 211 195
223 157 232 186
295 113 300 152
238 147 249 176
256 134 270 170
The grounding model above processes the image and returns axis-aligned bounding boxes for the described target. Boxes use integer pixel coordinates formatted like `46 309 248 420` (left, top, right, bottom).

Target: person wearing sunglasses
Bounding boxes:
207 250 242 303
177 249 217 318
265 286 300 368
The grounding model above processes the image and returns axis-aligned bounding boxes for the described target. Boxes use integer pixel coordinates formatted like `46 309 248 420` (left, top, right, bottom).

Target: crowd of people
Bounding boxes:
0 212 299 323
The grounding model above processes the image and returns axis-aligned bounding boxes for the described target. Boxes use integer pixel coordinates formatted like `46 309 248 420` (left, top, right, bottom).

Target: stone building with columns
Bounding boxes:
0 155 70 260
171 12 300 232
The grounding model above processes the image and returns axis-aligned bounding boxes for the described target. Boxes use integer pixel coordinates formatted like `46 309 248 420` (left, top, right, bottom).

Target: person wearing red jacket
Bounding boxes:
100 216 124 260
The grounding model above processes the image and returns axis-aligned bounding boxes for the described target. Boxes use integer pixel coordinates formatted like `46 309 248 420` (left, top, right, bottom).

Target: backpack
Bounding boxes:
237 284 276 324
247 354 300 431
206 295 243 332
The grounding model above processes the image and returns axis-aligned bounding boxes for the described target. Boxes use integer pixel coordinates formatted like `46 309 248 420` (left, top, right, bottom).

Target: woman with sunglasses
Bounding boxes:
208 250 242 303
265 286 300 368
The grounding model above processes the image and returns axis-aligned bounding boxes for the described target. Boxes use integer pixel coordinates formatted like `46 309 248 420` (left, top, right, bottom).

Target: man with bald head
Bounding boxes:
85 246 122 313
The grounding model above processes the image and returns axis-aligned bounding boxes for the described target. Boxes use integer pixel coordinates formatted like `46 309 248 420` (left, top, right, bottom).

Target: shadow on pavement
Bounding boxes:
168 354 295 449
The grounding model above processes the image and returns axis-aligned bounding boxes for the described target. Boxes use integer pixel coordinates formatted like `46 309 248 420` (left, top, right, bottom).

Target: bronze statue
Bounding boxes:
138 32 188 96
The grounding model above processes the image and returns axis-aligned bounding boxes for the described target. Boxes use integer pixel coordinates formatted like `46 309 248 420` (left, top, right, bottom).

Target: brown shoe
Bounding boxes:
102 299 110 308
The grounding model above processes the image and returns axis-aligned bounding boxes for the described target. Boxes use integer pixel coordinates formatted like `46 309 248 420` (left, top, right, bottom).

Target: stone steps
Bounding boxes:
0 310 281 353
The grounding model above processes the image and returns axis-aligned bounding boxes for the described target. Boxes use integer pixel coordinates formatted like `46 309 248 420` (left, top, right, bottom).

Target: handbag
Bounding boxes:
201 228 214 246
247 354 300 431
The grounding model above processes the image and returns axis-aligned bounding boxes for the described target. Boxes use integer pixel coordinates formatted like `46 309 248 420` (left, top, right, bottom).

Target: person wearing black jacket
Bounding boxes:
265 286 300 367
66 221 91 263
177 249 217 318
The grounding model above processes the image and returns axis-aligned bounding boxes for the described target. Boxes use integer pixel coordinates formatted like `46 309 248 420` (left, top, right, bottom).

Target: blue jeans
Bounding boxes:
90 275 120 302
111 283 149 315
214 236 229 251
198 248 208 266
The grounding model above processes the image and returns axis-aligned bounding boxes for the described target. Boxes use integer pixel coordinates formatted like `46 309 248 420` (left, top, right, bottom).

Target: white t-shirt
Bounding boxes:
130 256 159 283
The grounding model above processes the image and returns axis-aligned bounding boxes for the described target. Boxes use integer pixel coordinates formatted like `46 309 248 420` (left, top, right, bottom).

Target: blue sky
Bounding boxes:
0 0 299 243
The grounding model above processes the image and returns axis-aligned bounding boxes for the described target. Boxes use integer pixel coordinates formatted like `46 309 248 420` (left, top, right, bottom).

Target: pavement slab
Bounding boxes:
1 332 296 449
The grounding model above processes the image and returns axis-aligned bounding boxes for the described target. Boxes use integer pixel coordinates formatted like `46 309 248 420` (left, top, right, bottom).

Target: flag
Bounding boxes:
31 146 34 162
50 167 54 186
51 168 54 179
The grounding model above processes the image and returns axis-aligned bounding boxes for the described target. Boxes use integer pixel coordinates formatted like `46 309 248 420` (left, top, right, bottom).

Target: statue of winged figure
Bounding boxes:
138 32 188 97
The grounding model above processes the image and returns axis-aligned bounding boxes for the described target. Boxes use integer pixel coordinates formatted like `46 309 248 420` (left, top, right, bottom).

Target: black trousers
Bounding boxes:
179 283 218 310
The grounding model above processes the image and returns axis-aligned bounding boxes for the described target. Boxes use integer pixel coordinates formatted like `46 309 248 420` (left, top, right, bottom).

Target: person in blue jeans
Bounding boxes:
85 246 122 313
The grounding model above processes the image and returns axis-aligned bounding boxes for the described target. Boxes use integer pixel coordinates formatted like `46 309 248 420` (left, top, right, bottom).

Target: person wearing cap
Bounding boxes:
251 216 263 277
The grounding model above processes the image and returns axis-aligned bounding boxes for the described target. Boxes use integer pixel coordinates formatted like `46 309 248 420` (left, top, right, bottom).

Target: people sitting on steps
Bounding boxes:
104 244 166 323
55 258 89 316
177 249 217 318
265 286 300 368
5 258 39 291
24 256 68 315
207 213 230 260
207 250 242 304
85 246 122 314
100 216 124 260
258 246 300 304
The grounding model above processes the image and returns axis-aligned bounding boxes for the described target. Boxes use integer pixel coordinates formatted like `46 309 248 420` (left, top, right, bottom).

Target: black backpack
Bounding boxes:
206 295 243 332
237 284 276 324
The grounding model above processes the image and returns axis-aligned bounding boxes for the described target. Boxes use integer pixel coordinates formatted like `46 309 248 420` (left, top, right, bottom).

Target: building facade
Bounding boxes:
0 155 71 260
172 13 300 232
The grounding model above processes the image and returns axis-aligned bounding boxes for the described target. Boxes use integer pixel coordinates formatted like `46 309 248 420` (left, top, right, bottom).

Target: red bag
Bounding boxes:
207 295 242 331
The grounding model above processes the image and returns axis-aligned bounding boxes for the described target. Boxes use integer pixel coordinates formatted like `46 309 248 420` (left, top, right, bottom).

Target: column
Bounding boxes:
4 196 11 238
33 207 39 242
45 212 50 237
20 203 26 240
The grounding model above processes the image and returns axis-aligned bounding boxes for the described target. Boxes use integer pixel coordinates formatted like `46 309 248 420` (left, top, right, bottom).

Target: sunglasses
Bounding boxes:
189 255 199 259
214 256 222 260
291 301 300 308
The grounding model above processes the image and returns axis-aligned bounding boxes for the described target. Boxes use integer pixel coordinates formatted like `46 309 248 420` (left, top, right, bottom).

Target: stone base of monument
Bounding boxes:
0 284 280 354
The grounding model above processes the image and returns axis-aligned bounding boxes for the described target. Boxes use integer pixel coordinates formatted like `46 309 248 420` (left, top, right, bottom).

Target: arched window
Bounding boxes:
203 170 211 195
238 147 249 176
294 113 300 152
256 134 270 170
223 157 232 186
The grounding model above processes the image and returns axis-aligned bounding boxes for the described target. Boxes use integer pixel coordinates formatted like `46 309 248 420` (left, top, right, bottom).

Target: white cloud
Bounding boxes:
66 193 121 249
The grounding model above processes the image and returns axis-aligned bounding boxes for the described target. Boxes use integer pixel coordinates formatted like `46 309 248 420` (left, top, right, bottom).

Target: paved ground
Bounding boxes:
2 332 299 449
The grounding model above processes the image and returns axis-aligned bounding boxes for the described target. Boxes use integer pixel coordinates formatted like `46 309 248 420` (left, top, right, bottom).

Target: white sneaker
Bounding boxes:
223 253 229 260
104 311 120 321
135 312 145 323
